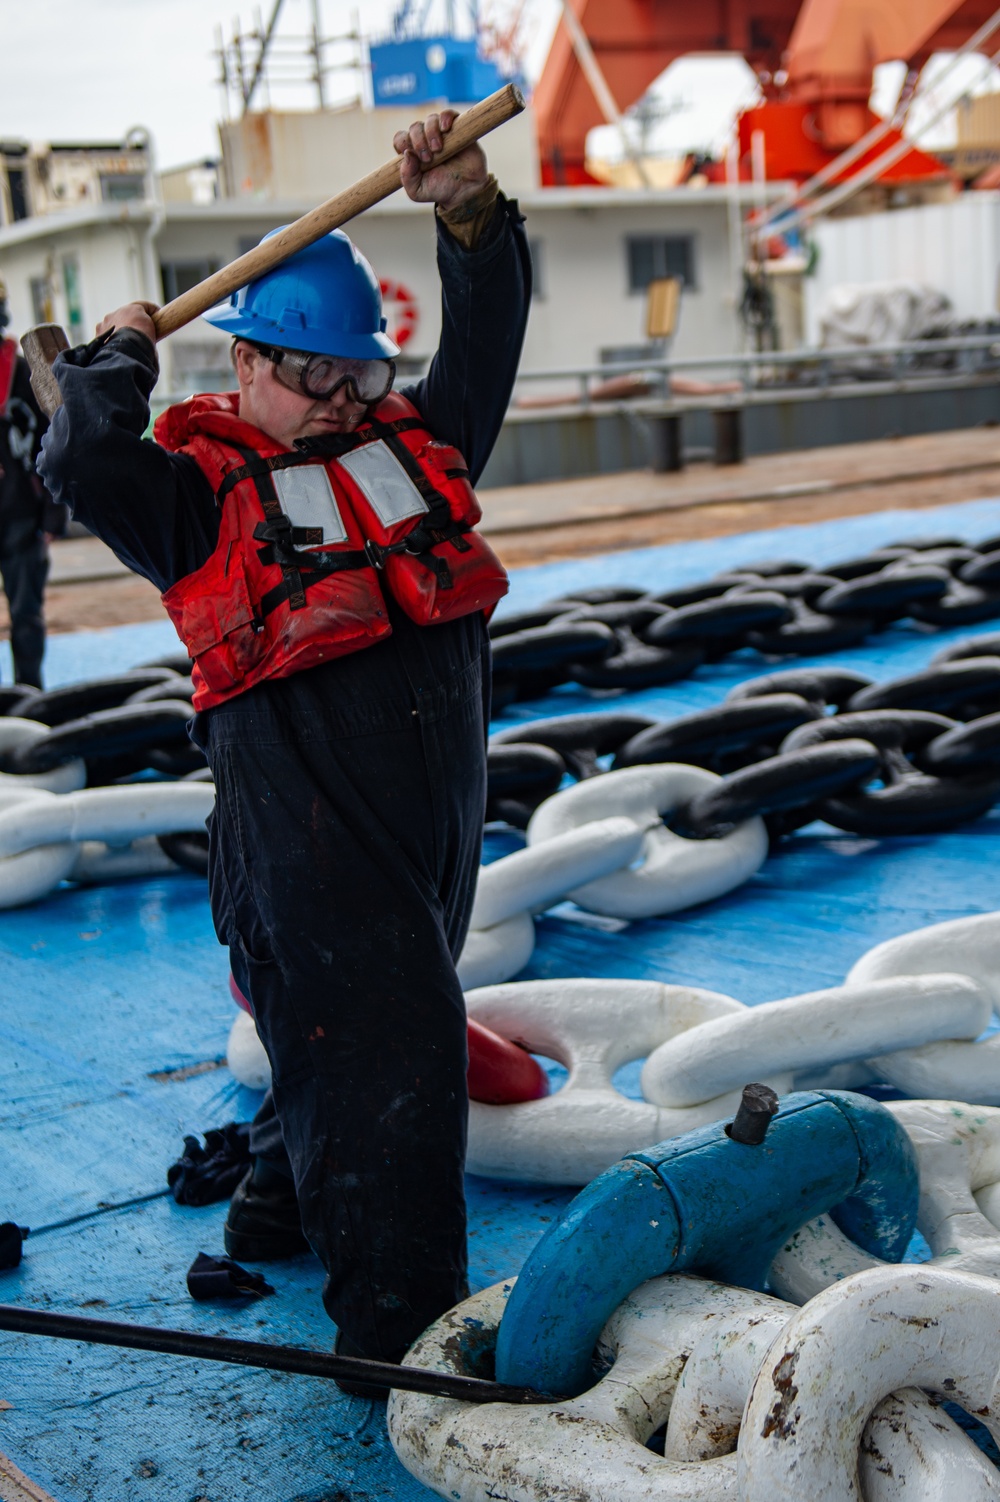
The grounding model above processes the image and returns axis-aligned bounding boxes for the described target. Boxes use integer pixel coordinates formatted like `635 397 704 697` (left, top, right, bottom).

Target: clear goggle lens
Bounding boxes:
259 345 396 404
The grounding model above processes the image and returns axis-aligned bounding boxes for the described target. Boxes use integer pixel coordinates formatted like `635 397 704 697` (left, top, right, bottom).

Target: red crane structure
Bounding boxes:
533 0 1000 188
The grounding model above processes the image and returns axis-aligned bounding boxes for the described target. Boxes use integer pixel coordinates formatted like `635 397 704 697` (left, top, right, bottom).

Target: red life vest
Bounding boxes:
0 338 17 418
155 391 508 711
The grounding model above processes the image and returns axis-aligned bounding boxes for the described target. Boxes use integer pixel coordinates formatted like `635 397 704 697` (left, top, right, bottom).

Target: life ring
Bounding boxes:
388 1274 997 1502
379 277 419 350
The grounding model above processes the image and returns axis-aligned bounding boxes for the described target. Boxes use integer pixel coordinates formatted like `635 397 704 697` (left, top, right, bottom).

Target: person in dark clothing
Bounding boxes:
39 110 530 1394
0 282 68 686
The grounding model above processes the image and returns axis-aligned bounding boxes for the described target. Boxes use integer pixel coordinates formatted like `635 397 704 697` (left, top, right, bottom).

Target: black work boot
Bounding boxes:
332 1330 405 1402
331 1282 470 1401
223 1158 310 1262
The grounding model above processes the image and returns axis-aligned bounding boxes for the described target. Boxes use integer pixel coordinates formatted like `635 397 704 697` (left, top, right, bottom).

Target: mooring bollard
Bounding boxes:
648 412 684 472
714 404 745 465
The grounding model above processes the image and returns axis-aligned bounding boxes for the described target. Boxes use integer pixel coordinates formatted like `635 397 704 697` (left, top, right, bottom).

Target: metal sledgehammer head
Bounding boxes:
21 324 70 419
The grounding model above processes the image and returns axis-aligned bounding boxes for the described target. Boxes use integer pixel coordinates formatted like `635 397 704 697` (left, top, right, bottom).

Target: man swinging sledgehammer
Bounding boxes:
39 110 531 1397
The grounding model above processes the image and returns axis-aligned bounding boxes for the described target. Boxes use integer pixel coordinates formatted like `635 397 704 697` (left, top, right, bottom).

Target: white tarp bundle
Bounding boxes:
818 280 954 347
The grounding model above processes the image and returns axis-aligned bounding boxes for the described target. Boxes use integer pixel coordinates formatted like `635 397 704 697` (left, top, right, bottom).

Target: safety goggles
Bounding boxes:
254 344 395 405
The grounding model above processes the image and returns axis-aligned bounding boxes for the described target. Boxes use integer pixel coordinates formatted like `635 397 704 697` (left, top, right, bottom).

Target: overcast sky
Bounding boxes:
1 0 993 172
0 0 555 169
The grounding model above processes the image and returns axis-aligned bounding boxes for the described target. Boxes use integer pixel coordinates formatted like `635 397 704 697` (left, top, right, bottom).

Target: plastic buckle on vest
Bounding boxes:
364 538 409 570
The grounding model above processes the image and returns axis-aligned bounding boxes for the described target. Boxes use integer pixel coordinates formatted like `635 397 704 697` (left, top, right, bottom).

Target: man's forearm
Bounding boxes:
38 332 219 591
402 192 531 484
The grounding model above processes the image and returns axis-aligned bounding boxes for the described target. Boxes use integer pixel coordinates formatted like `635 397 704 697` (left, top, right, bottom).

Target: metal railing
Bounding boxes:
511 334 1000 408
152 333 1000 416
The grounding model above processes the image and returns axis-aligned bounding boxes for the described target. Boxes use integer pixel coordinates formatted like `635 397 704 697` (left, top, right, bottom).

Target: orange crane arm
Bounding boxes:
532 0 1000 184
532 0 801 184
784 0 1000 146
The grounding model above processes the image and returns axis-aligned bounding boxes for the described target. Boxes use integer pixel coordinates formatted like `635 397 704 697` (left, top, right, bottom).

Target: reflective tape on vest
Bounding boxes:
271 467 349 548
335 440 431 528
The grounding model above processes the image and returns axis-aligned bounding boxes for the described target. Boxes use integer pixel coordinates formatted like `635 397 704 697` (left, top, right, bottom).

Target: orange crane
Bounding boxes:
534 0 1000 186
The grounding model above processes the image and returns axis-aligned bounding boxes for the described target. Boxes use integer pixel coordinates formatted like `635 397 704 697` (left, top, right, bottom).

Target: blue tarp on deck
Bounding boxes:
3 496 1000 1500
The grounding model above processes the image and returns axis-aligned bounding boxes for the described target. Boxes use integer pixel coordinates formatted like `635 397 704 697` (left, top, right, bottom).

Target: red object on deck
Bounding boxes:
230 972 253 1015
229 974 549 1104
467 1018 551 1104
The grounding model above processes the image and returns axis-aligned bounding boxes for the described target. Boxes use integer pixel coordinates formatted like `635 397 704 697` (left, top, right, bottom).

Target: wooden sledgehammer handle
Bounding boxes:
22 83 525 416
155 84 523 339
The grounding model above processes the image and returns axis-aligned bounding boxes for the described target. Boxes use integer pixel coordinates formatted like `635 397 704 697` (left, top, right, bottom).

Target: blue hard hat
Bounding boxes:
203 227 400 359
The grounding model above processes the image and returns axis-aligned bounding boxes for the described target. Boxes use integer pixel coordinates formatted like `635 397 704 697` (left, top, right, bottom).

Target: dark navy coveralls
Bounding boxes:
39 198 531 1360
0 351 66 686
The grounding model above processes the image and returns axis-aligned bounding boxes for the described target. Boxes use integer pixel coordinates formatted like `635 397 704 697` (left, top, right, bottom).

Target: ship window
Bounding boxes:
627 235 696 293
29 276 53 325
6 167 28 222
160 259 220 302
100 173 147 202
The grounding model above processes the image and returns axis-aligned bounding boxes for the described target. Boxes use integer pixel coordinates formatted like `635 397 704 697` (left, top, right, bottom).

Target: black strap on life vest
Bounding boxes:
254 555 370 622
216 444 356 502
222 443 368 615
358 414 475 590
217 418 473 599
306 415 475 589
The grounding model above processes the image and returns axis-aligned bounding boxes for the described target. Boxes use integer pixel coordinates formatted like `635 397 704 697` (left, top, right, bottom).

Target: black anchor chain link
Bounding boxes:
488 530 1000 709
487 645 1000 838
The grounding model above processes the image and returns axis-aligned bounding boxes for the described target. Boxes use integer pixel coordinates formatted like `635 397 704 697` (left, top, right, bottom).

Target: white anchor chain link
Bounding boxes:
457 765 769 989
388 1265 1000 1502
228 909 1000 1166
0 780 215 907
0 716 87 794
464 911 1000 1184
772 1098 1000 1302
